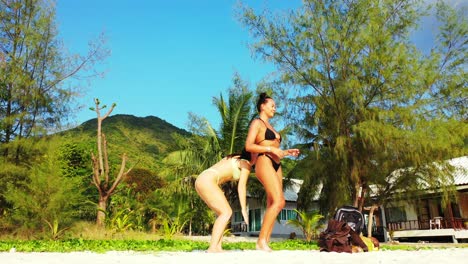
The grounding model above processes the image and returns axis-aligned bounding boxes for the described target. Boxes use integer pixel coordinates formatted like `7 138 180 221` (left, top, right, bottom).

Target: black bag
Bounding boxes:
318 219 352 253
334 206 364 235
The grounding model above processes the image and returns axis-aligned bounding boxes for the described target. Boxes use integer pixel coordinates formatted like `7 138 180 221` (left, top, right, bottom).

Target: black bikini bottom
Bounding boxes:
259 153 281 172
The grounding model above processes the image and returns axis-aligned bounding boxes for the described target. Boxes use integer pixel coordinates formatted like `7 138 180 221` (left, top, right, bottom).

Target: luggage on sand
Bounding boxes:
318 206 369 253
334 205 365 235
318 219 353 253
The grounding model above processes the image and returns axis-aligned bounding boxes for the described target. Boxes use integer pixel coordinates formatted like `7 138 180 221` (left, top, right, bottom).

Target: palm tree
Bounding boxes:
213 76 254 203
287 209 324 242
159 74 254 235
162 74 253 177
212 74 253 156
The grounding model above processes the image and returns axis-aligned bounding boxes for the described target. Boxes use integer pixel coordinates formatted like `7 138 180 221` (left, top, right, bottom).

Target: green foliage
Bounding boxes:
213 72 254 156
59 114 190 173
159 191 191 238
3 150 86 238
158 74 257 236
0 0 108 163
44 218 70 241
160 217 188 240
0 238 208 252
57 142 91 179
57 140 96 220
286 209 324 242
0 161 29 217
432 0 467 119
142 178 197 236
0 238 320 252
239 0 467 213
102 188 147 233
164 73 254 178
2 236 468 252
150 189 192 239
106 208 134 233
124 168 166 200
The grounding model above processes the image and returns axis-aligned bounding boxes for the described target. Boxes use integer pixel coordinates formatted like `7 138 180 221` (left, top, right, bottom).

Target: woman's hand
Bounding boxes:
270 147 285 159
273 147 300 158
285 148 300 157
268 147 300 159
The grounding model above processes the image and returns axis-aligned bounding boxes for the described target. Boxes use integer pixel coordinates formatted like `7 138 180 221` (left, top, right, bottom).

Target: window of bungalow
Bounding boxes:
386 207 407 222
233 211 243 222
249 208 261 232
280 209 298 221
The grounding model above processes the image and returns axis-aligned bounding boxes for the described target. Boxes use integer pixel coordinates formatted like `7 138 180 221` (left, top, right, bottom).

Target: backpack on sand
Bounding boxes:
334 206 365 235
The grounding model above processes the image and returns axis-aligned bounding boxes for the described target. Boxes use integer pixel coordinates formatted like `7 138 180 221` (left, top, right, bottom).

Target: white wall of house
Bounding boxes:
271 201 302 237
231 197 305 237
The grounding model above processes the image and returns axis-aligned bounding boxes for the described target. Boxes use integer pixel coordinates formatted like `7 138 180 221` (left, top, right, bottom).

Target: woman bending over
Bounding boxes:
195 152 256 253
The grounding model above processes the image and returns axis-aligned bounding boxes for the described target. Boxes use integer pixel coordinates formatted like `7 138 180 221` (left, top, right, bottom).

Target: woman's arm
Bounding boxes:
245 119 277 154
245 120 298 158
237 162 251 224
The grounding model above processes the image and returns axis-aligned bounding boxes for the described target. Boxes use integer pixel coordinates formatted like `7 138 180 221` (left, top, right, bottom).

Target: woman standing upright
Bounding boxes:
245 93 300 251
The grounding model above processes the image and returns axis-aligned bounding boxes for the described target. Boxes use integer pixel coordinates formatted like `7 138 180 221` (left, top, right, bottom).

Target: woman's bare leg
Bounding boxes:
255 156 285 252
264 166 284 242
195 172 232 253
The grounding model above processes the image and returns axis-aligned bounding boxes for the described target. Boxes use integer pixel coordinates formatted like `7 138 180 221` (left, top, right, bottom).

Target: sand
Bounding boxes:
1 248 468 264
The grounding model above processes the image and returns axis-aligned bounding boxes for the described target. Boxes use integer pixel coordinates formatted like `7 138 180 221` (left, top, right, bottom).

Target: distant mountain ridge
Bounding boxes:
59 114 191 171
73 114 189 137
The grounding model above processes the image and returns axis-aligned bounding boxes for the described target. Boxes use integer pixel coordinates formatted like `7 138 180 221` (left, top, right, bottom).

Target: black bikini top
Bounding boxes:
257 118 281 143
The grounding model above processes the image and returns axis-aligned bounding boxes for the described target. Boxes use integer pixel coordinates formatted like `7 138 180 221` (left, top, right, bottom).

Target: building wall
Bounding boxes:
231 198 308 237
271 201 302 237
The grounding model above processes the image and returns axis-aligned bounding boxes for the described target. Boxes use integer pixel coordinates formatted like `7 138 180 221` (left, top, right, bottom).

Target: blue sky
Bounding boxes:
55 0 463 131
56 0 301 130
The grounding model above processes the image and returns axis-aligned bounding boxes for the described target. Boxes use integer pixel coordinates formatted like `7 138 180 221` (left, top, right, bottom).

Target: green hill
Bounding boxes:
58 114 191 171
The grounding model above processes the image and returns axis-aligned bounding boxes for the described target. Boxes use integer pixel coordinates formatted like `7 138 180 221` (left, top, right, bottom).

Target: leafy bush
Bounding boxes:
4 153 86 239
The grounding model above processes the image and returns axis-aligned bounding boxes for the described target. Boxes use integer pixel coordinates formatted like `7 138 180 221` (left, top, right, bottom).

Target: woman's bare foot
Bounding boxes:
256 240 272 252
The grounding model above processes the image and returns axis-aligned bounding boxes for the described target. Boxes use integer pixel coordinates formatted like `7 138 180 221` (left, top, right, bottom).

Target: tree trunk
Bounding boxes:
90 99 131 228
353 183 360 207
3 87 12 158
358 186 367 212
96 196 108 227
188 219 192 237
367 204 378 238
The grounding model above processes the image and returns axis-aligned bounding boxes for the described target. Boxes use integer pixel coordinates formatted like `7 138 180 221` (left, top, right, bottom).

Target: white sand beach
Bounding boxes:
2 248 468 264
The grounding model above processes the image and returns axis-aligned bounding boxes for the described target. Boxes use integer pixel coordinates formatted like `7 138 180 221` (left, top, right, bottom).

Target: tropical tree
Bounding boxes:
3 140 85 238
213 73 254 156
286 209 324 242
159 73 255 235
239 0 467 217
0 0 109 163
90 98 134 227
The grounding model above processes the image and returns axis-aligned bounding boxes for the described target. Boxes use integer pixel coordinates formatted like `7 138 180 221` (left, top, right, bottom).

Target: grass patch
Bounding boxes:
1 236 466 253
0 238 208 253
0 238 320 253
380 243 468 251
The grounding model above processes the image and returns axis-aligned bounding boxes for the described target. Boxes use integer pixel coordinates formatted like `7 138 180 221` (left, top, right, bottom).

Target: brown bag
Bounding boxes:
318 219 352 253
